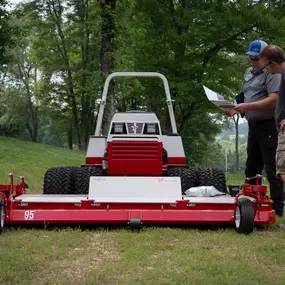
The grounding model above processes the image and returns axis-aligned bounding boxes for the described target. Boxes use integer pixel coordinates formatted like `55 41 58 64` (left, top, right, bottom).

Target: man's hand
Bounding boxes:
224 111 236 117
280 119 285 131
234 103 251 113
280 174 285 183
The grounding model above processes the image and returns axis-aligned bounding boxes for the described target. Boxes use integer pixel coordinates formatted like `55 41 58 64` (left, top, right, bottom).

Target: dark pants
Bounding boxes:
246 118 285 216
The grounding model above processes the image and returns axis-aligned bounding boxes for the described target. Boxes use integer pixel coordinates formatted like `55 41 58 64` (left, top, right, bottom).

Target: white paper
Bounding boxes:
203 85 238 114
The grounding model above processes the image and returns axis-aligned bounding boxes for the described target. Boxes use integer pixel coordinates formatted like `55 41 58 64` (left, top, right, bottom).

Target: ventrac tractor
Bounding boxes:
0 72 276 234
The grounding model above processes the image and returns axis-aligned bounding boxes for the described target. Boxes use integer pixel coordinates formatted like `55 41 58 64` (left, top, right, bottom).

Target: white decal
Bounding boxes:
24 211 35 220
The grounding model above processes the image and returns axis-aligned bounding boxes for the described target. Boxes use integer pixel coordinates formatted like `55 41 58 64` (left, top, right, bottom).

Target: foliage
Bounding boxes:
2 0 285 163
0 0 13 64
0 88 27 136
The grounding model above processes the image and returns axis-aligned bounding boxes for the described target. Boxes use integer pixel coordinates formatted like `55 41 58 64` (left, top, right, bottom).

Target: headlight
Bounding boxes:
114 123 124 134
146 124 156 134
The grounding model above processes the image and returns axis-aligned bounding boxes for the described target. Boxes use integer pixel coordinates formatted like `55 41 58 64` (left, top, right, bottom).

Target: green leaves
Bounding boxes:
2 0 285 158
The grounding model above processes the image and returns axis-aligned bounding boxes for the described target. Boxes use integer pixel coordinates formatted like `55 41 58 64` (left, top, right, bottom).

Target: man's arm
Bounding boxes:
234 92 278 113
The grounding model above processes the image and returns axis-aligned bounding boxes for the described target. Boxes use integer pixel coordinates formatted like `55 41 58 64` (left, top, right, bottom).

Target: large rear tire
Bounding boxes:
167 167 196 194
0 198 4 234
43 167 78 194
196 167 227 193
75 167 104 194
235 198 255 234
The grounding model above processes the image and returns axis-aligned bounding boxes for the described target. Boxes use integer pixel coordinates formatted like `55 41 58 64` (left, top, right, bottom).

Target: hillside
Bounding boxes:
0 136 85 193
219 122 248 137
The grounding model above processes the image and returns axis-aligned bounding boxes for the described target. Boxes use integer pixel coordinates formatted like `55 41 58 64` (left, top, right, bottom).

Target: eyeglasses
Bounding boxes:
252 61 273 75
263 61 273 69
249 57 260 62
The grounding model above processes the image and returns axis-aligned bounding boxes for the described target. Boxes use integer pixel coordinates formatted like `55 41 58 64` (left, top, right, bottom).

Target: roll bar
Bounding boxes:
94 72 178 136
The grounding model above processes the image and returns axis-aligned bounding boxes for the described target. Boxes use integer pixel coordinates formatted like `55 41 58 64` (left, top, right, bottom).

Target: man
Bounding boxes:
260 45 285 184
233 40 284 217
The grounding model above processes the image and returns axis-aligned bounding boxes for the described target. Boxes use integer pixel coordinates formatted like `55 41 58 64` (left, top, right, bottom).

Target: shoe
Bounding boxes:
277 223 285 228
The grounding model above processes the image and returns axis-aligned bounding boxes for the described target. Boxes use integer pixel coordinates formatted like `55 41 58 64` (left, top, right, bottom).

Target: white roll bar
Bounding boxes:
94 72 178 136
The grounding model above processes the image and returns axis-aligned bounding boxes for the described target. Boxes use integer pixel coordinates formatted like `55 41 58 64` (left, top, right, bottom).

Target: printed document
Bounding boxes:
203 85 238 114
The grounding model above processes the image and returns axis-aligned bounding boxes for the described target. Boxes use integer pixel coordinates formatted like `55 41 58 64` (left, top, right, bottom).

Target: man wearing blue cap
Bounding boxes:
234 40 284 217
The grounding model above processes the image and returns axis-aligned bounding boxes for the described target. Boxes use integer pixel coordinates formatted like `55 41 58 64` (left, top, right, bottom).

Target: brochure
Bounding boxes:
203 85 238 114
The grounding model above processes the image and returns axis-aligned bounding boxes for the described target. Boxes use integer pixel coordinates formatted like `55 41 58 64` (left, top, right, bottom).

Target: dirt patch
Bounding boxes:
63 233 120 283
31 232 120 285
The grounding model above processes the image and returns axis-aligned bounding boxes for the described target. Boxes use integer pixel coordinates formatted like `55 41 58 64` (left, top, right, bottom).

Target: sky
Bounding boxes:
9 0 24 4
7 0 26 10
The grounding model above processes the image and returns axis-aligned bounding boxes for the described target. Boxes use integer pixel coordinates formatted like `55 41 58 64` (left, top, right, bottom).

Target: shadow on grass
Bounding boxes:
3 222 277 234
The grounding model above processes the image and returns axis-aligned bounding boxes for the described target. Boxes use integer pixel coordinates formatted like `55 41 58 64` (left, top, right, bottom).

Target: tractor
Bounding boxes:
42 72 226 197
0 72 275 234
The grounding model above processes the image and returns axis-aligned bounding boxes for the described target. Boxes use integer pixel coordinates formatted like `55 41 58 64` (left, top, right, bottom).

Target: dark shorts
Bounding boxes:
276 131 285 176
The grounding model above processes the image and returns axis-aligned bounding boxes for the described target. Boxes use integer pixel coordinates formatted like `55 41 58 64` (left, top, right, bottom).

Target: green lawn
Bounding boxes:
1 137 285 285
227 172 270 188
0 136 85 194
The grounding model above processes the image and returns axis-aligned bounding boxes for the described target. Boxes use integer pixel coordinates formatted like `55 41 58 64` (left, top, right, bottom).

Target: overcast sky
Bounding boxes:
9 0 24 4
7 0 26 9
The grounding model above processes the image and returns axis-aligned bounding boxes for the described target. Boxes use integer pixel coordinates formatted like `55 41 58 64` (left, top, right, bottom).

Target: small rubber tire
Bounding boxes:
235 198 255 234
0 198 5 234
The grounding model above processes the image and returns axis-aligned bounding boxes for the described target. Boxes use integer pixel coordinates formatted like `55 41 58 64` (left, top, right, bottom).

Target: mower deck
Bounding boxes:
5 193 273 227
14 194 236 204
0 175 276 234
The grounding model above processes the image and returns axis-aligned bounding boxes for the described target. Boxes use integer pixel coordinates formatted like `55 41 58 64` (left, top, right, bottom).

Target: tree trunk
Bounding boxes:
48 0 81 148
68 120 73 150
233 114 240 172
77 0 91 150
168 0 189 134
100 0 116 136
16 62 38 142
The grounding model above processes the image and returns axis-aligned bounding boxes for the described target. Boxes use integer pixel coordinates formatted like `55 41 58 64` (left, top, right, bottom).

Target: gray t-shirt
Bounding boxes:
275 69 285 131
241 67 281 123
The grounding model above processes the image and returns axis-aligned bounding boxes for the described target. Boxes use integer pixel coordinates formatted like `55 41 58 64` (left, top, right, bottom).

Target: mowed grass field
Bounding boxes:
1 136 285 285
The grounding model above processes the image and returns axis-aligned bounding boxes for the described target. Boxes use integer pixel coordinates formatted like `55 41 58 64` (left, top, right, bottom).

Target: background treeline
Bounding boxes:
1 0 285 171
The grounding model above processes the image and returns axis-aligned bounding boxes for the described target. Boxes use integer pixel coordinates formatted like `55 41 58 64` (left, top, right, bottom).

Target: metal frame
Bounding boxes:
94 72 178 136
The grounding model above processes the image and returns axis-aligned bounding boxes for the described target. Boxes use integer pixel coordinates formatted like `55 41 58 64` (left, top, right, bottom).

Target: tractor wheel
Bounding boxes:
162 148 168 165
0 198 5 234
212 168 227 193
167 167 196 194
196 167 227 193
235 198 255 234
43 167 77 194
75 167 104 194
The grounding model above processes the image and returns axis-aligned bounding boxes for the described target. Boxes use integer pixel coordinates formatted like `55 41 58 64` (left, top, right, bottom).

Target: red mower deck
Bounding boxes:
0 174 275 234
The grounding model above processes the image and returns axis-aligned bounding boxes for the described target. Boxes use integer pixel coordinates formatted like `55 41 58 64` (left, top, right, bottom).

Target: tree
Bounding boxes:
0 0 13 64
27 0 102 149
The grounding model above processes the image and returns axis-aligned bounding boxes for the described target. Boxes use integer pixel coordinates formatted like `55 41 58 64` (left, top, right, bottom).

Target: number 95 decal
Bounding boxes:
24 211 35 220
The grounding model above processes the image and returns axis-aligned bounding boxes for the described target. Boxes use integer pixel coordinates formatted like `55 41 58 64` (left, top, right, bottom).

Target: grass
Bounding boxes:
0 136 85 194
2 227 285 285
1 137 285 285
227 172 270 188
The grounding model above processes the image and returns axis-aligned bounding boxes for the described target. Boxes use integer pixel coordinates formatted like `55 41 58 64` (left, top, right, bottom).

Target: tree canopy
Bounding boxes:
1 0 285 166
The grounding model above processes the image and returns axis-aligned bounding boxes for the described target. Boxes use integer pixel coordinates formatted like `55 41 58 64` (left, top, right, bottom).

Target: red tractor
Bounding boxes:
43 72 226 196
0 72 275 234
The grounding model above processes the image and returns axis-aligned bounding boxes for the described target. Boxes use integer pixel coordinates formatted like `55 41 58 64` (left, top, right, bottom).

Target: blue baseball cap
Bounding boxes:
245 40 268 57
